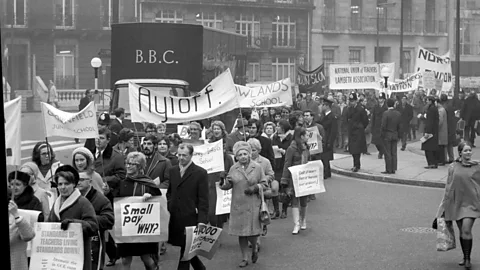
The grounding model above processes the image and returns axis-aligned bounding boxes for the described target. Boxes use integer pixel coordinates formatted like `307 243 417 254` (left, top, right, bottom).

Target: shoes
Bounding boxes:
438 163 446 166
252 250 259 263
106 259 118 267
351 167 359 172
364 152 371 155
238 260 249 268
446 160 454 164
270 211 280 220
280 211 287 219
424 165 438 169
261 225 268 236
381 171 392 174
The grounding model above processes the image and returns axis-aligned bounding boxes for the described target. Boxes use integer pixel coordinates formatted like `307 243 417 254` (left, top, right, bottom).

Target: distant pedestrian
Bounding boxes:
396 96 414 151
381 99 401 174
319 96 338 179
371 92 388 159
460 90 480 146
442 94 457 163
421 96 440 169
437 97 448 166
346 92 369 172
48 80 59 108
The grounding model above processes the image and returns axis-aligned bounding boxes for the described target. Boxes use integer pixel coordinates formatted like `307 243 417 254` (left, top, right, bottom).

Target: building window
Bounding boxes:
402 50 411 74
272 58 295 82
196 12 222 29
425 0 436 33
322 48 335 77
375 47 390 63
349 49 361 63
272 15 296 48
101 0 113 28
6 0 27 27
460 19 473 55
403 0 412 32
155 10 183 23
350 0 362 31
55 0 74 28
248 62 260 82
235 14 260 48
377 0 388 31
323 0 335 30
55 45 76 89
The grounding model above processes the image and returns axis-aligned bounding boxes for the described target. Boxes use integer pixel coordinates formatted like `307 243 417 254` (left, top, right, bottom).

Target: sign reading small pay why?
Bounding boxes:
121 202 161 236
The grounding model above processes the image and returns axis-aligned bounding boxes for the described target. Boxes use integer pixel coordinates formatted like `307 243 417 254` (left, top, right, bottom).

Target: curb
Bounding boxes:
331 167 445 189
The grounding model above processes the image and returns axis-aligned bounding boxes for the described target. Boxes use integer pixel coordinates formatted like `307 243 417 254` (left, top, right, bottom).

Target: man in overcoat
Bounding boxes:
167 144 209 270
319 96 338 179
421 96 440 168
346 92 369 172
396 96 414 151
109 107 125 147
442 94 457 163
370 92 388 159
460 90 480 146
381 99 401 174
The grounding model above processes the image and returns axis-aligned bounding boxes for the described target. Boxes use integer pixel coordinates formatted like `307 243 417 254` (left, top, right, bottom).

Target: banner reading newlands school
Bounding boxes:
235 78 292 108
5 96 21 165
41 101 99 139
129 69 239 124
329 63 395 90
414 46 452 92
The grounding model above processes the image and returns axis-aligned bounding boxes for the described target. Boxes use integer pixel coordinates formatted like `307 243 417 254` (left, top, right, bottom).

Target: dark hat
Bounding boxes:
348 92 358 101
8 171 31 186
323 96 335 104
55 164 80 185
236 118 248 128
379 92 387 100
440 94 448 102
459 89 464 94
98 112 110 125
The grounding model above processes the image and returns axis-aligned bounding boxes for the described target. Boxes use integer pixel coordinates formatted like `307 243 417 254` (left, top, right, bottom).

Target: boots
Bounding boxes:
461 238 472 269
459 237 466 266
292 208 300 235
300 206 307 230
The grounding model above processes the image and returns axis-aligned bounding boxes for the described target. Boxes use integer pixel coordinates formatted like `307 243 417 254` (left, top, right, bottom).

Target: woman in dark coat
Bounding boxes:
421 96 440 169
443 95 458 163
47 165 99 270
346 93 369 171
436 141 480 269
8 171 43 217
116 152 161 270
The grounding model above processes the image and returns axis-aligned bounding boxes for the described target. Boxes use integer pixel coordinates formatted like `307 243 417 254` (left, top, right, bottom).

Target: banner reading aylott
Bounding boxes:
288 160 326 197
235 78 292 108
191 140 224 174
182 225 223 261
129 69 239 123
41 101 99 139
329 63 395 90
5 96 22 165
414 46 452 92
30 222 84 270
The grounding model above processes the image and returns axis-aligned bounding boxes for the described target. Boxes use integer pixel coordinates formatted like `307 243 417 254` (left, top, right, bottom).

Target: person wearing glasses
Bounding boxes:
117 152 162 270
31 141 63 191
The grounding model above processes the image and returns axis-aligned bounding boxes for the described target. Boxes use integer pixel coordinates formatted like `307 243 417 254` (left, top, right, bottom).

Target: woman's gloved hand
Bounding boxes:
244 184 259 195
61 219 74 230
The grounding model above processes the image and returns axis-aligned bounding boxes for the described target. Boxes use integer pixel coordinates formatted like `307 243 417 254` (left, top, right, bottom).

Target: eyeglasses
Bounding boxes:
126 162 139 167
78 178 91 182
40 153 50 156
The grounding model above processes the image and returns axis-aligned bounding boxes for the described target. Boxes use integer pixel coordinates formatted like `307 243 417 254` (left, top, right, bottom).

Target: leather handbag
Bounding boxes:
258 184 271 225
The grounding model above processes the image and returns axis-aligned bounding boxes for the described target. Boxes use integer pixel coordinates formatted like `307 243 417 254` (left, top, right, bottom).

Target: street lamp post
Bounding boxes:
381 66 390 98
455 0 460 98
90 57 102 90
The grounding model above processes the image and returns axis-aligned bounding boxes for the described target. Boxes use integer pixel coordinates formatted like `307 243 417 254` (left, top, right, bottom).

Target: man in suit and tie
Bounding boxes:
167 143 209 270
109 107 125 146
320 96 339 179
381 98 402 174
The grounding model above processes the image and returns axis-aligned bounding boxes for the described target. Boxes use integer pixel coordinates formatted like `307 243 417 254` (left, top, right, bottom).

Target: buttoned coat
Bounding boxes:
319 111 338 161
438 105 448 146
167 163 209 246
371 102 388 145
347 104 369 155
221 161 268 236
421 104 440 151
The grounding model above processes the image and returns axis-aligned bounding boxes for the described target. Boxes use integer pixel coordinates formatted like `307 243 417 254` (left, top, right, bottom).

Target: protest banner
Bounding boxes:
414 46 452 92
422 71 436 89
129 69 239 123
297 64 325 93
177 125 189 139
191 140 224 174
4 96 21 165
18 209 41 257
30 222 84 270
288 160 326 197
272 145 282 159
306 127 322 155
41 101 99 139
329 63 395 90
112 196 168 243
182 225 223 261
215 184 231 215
376 72 423 94
235 78 292 108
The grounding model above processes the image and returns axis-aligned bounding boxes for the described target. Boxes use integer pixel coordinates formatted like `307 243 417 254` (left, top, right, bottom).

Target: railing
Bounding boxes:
320 16 447 35
57 89 111 111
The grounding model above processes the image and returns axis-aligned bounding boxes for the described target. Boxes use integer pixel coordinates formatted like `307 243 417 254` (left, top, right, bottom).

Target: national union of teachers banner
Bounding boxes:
328 63 395 90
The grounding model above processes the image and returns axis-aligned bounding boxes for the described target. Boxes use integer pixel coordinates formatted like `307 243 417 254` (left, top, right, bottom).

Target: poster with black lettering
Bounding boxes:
30 222 84 270
18 209 41 257
297 64 325 93
288 160 326 197
329 63 395 90
414 46 452 93
375 72 423 95
112 196 169 243
41 101 98 139
235 78 293 108
4 96 21 165
191 140 224 174
215 184 231 215
129 69 239 124
306 127 322 155
182 225 223 261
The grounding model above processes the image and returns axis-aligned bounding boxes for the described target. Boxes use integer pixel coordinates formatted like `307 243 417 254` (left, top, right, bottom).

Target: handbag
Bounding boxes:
436 217 456 251
258 184 271 226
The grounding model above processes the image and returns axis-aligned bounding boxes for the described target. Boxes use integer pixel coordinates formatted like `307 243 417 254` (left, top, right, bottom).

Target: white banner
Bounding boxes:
235 78 293 108
182 225 223 261
414 46 452 92
306 126 322 155
5 96 21 165
18 209 41 257
30 222 84 270
376 72 423 94
329 63 395 90
129 69 239 124
41 101 99 139
215 184 231 215
120 201 161 237
192 140 224 174
288 160 326 197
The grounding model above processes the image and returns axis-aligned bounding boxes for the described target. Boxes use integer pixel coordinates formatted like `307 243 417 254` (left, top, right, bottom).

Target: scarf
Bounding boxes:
180 160 193 177
53 189 81 220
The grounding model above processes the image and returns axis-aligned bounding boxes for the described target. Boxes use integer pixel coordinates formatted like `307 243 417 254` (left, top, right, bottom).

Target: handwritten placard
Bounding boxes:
30 222 84 270
215 184 231 215
306 127 322 155
192 140 224 174
182 225 223 261
288 160 326 197
272 145 282 159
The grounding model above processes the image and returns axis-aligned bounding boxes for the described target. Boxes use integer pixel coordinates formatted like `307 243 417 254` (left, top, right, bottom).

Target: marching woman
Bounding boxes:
72 147 106 194
31 141 62 201
436 141 480 269
48 165 99 270
220 141 268 268
281 127 311 235
19 162 51 218
8 171 44 220
9 198 35 270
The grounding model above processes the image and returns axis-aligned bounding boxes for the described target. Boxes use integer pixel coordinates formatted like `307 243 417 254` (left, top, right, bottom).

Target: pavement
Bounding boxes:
331 137 480 188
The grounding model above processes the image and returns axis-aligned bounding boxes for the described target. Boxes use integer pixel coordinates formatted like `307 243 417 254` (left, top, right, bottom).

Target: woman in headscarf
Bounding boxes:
116 152 161 270
47 165 99 270
19 162 51 217
220 141 268 268
9 198 35 270
281 127 310 235
72 147 105 194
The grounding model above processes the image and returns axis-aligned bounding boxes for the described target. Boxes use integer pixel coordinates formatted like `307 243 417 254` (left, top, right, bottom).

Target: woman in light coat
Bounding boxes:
220 141 268 268
438 101 448 166
9 199 35 270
